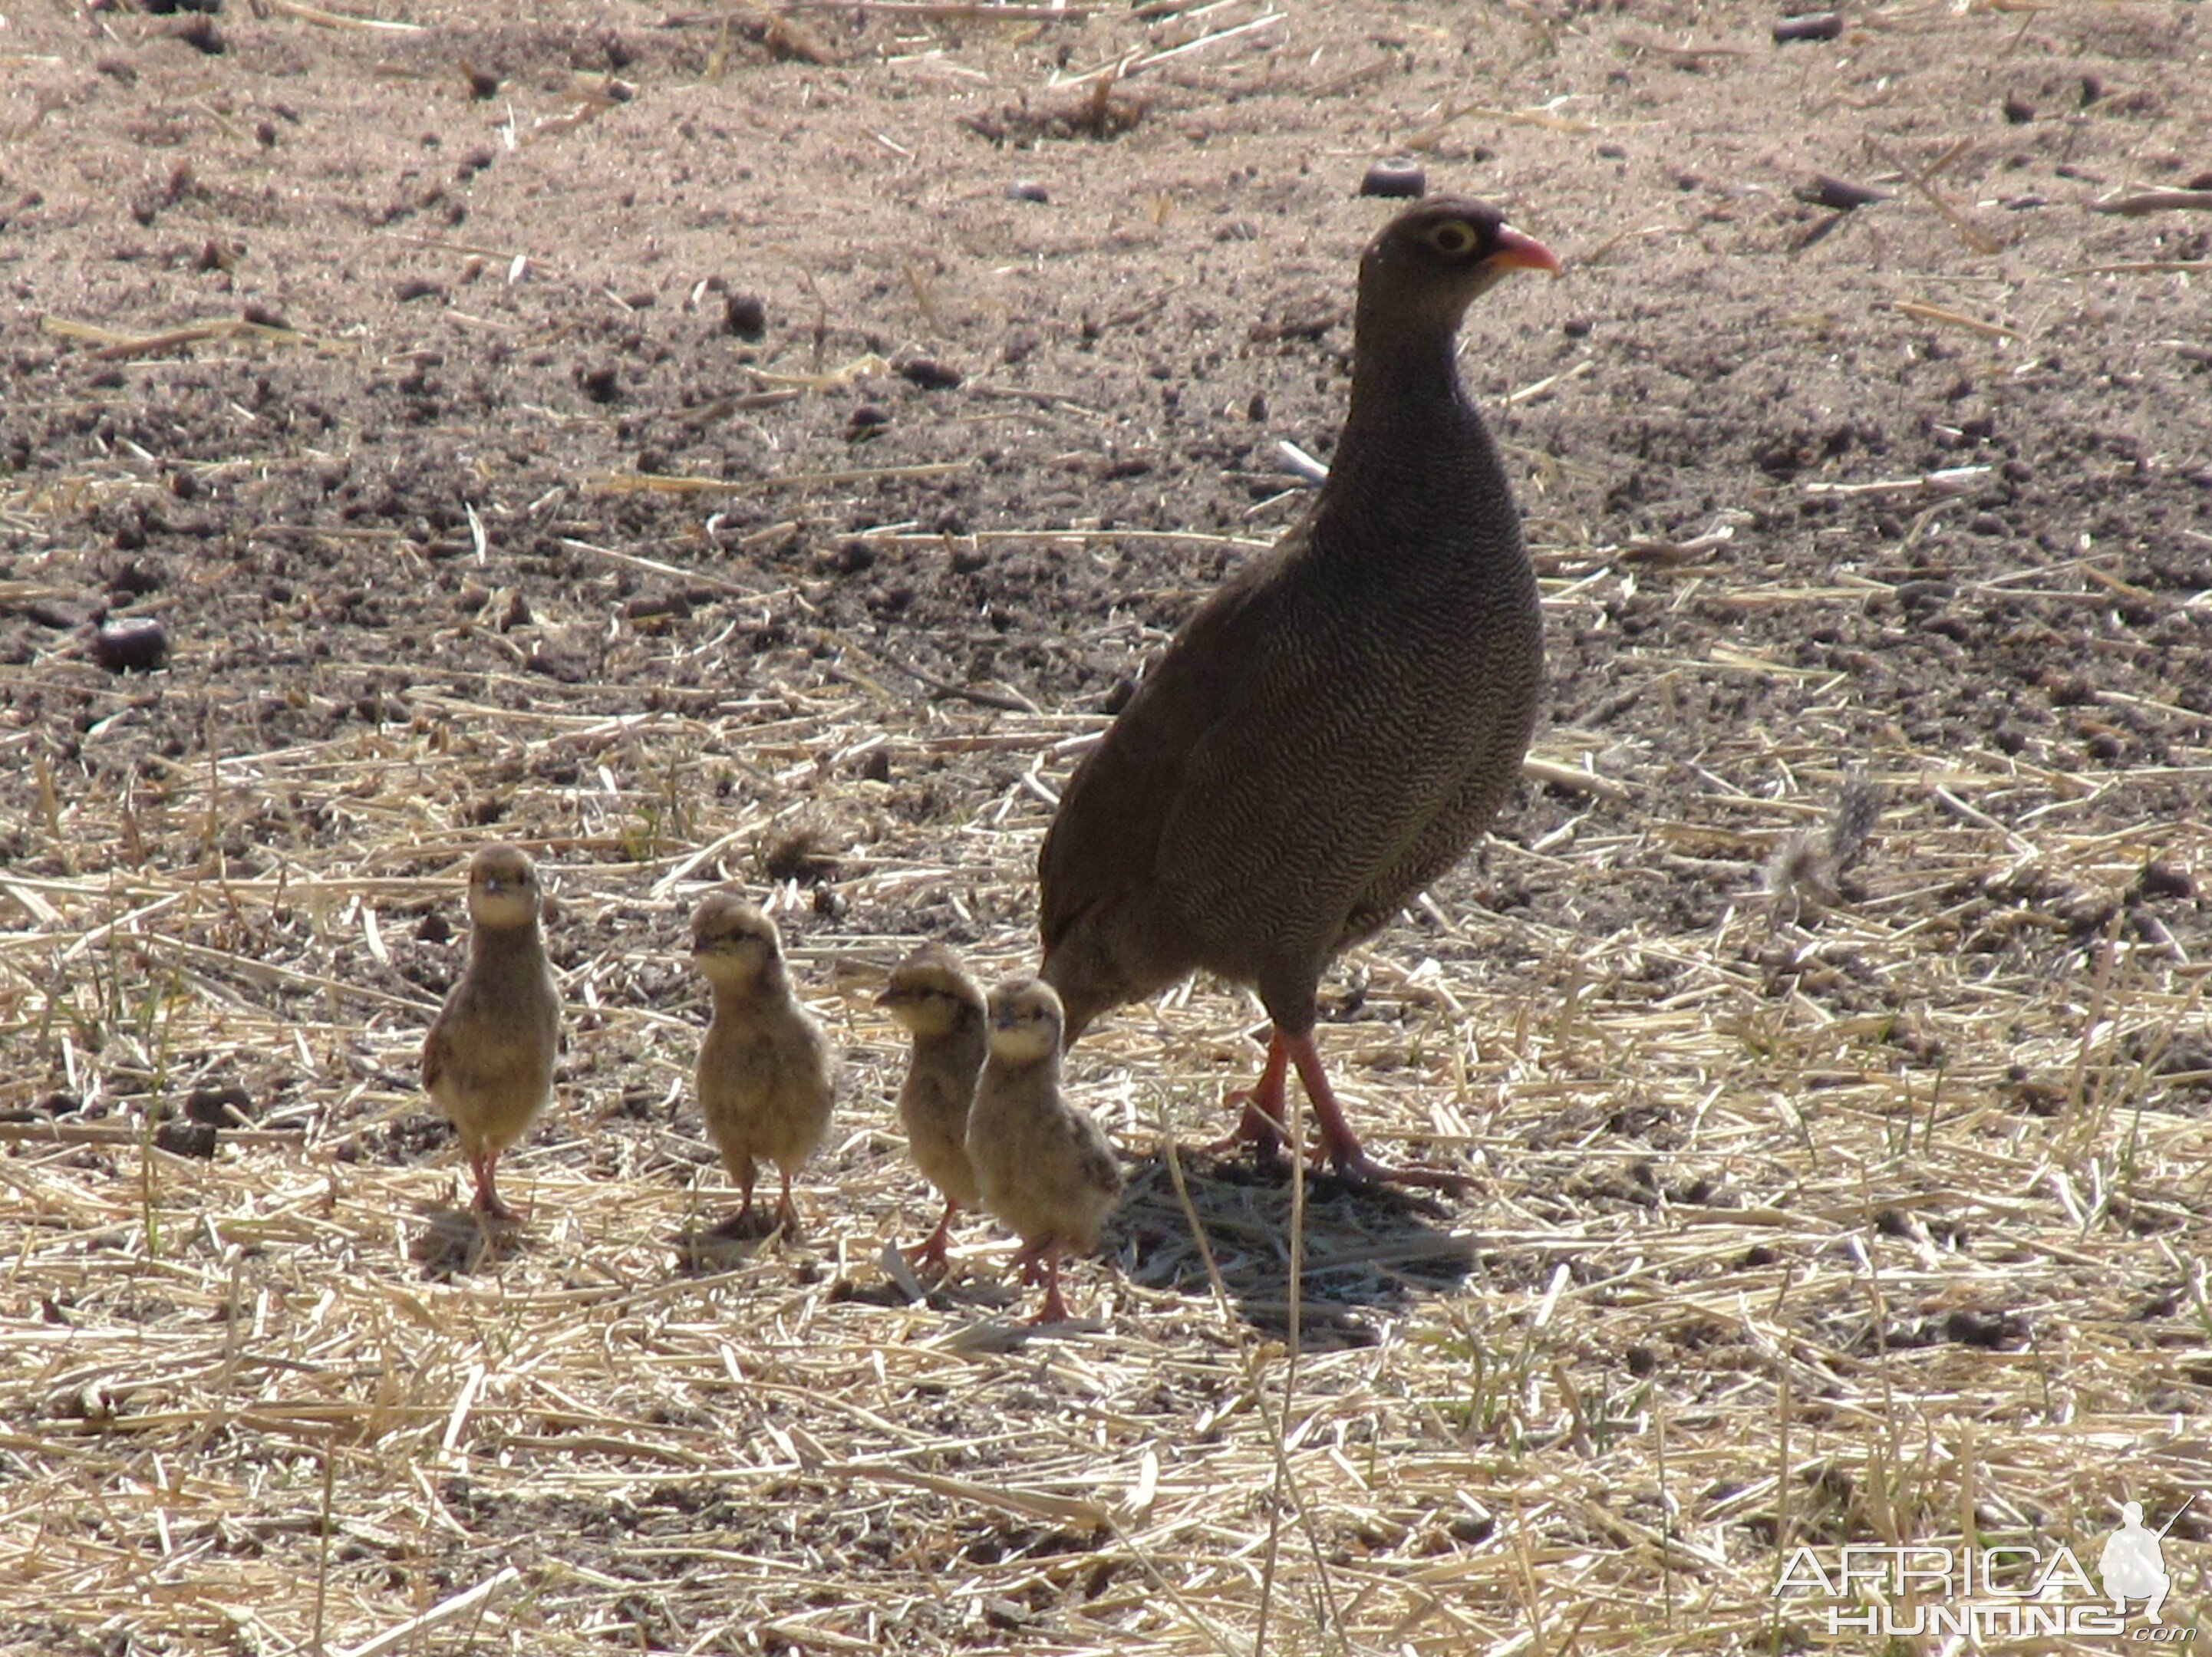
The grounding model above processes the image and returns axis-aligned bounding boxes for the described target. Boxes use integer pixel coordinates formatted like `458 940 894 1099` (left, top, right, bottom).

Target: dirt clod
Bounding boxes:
724 292 766 338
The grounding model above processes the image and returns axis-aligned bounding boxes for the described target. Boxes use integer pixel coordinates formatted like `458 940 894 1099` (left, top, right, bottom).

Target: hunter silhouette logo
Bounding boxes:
2102 1498 2191 1625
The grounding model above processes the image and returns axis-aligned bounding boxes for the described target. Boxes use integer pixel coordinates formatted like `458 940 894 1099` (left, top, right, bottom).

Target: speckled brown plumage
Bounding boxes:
421 844 561 1220
1037 197 1558 1187
966 979 1123 1323
690 894 836 1235
879 944 988 1270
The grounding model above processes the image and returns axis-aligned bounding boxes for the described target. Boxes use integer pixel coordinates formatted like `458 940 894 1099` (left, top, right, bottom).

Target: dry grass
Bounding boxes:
2 506 2208 1655
5 0 2212 1644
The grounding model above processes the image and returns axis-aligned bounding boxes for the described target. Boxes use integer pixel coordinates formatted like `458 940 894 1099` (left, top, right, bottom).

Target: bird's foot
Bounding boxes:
1285 1029 1469 1194
468 1158 523 1221
1322 1145 1472 1194
1030 1283 1075 1325
710 1200 770 1241
902 1228 953 1273
1204 1093 1290 1161
1029 1251 1074 1324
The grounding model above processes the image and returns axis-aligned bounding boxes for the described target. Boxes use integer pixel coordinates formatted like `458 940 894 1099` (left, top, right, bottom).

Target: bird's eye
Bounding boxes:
1427 220 1479 256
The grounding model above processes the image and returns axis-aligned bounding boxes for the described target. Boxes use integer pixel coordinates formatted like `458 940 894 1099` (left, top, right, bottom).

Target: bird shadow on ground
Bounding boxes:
1112 1148 1475 1349
672 1208 796 1273
410 1205 528 1279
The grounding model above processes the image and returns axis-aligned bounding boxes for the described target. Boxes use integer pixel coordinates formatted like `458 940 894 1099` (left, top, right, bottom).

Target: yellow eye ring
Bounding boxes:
1427 219 1479 255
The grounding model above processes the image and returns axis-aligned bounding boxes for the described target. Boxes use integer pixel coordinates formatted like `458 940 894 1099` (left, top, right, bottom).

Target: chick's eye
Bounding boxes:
1428 220 1479 255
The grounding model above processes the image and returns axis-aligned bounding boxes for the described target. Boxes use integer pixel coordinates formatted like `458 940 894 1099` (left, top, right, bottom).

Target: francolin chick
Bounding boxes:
966 978 1123 1323
422 844 561 1220
879 945 988 1270
689 893 836 1235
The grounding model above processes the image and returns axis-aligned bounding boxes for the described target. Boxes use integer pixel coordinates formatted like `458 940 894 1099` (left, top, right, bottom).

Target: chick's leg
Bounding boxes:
711 1160 760 1239
470 1151 519 1221
1031 1247 1073 1325
774 1167 802 1237
905 1200 960 1270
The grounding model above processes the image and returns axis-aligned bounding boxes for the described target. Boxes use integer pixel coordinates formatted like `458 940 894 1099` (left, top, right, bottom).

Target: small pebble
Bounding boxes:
1005 180 1050 204
1358 158 1426 199
92 617 170 673
623 592 693 622
1795 173 1890 212
1772 12 1842 42
2135 859 2196 901
185 1085 255 1126
175 15 224 52
2002 94 2035 124
153 1120 220 1159
110 560 163 596
896 355 963 391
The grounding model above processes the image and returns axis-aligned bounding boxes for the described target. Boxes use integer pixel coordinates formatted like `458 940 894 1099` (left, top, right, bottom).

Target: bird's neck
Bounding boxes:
472 923 545 971
1321 317 1510 545
710 959 787 1011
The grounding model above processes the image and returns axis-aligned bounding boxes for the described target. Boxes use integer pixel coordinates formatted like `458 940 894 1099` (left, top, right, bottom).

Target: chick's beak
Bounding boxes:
1488 226 1562 276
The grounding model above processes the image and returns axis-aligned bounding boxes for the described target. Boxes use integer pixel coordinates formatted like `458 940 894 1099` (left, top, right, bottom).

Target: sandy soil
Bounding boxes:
2 0 2210 1650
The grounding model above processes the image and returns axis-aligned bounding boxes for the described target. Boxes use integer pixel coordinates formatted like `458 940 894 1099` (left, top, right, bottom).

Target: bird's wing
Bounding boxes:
1072 1114 1125 1201
1038 542 1296 951
420 1010 451 1092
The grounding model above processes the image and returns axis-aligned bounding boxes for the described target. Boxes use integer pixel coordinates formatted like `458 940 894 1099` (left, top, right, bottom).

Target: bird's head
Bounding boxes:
879 945 986 1038
1358 196 1561 333
466 844 542 930
690 892 783 985
986 977 1064 1064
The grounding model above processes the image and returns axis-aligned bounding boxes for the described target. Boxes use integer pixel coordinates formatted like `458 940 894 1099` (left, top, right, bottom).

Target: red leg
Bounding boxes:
1206 1030 1292 1158
1030 1246 1073 1324
904 1200 959 1271
710 1165 759 1239
470 1151 519 1221
774 1168 801 1236
1282 1030 1469 1192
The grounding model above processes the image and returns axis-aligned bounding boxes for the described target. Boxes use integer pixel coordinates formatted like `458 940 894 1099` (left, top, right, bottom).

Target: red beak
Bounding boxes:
1490 226 1563 275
